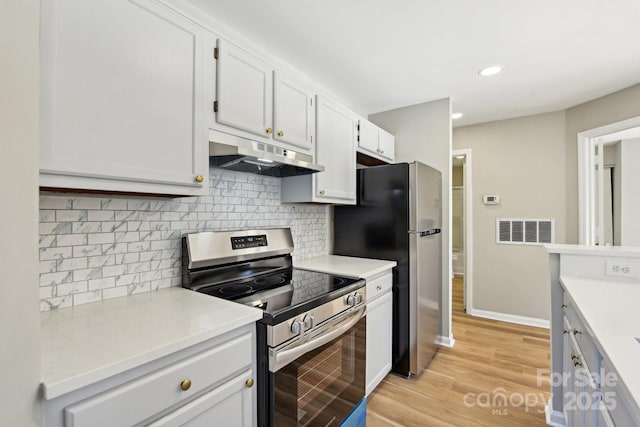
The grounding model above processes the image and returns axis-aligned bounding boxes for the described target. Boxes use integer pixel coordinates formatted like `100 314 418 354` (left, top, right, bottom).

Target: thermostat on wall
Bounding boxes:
483 195 500 205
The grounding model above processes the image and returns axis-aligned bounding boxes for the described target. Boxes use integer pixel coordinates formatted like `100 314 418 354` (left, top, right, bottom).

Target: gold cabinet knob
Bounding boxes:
180 379 192 391
277 130 284 137
561 304 567 308
563 329 569 334
573 359 583 367
195 175 203 183
573 329 582 335
376 285 382 291
266 128 273 134
245 378 254 388
319 190 325 196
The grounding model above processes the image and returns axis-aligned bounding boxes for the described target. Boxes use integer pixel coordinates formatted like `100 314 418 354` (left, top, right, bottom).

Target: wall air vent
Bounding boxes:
496 218 555 245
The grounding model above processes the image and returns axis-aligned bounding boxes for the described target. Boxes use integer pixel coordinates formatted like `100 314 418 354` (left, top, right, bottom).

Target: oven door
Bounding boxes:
269 306 366 427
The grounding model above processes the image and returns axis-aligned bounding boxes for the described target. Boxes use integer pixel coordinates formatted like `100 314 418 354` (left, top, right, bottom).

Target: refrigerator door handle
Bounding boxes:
408 228 441 237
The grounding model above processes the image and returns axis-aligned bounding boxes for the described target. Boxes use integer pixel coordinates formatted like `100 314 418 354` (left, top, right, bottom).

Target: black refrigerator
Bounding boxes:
333 161 442 377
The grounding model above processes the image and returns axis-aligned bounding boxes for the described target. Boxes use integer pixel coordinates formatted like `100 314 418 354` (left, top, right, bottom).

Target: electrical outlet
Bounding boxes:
605 260 635 277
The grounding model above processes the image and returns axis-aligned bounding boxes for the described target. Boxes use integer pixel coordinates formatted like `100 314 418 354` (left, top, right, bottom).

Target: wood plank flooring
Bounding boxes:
366 276 551 426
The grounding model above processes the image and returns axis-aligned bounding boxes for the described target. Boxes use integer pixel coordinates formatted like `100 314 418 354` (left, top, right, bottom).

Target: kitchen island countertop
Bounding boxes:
560 276 640 415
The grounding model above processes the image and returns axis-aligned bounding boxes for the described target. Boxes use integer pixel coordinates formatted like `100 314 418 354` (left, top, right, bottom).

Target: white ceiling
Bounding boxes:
188 0 640 127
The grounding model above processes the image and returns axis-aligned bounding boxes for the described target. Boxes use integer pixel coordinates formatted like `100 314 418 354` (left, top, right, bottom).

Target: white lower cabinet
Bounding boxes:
365 271 393 396
45 326 256 427
149 370 253 427
557 289 640 427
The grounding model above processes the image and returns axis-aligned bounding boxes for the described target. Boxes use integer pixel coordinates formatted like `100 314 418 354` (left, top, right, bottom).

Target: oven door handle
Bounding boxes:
270 305 366 372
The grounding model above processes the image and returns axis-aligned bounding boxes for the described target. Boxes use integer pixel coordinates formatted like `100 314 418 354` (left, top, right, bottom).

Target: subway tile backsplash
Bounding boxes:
39 168 329 311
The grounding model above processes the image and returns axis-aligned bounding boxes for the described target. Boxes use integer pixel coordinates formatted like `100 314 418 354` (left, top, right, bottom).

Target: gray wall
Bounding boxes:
453 111 566 321
0 0 42 424
369 98 453 341
565 83 640 243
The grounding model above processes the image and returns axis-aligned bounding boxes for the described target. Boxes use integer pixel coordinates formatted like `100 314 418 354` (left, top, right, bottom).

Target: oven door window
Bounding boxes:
273 317 365 427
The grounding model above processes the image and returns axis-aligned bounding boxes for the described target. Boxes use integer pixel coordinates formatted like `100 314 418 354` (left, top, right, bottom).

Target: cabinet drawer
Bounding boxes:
562 293 599 375
64 333 253 427
366 272 392 301
600 358 640 427
596 401 615 427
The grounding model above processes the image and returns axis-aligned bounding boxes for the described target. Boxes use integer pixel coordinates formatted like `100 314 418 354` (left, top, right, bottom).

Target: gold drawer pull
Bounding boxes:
561 304 567 308
180 379 192 391
266 128 273 134
319 190 325 196
277 130 284 137
563 329 570 334
195 175 203 183
573 329 582 335
376 285 382 291
246 378 254 388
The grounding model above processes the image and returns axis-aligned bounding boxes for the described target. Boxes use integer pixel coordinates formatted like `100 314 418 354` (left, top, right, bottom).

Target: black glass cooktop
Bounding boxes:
196 268 363 324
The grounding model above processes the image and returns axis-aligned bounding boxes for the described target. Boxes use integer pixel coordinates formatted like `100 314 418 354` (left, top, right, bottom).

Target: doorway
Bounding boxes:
578 116 640 245
451 149 473 315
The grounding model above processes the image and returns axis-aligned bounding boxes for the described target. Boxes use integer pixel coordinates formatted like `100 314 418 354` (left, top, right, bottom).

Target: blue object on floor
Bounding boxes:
340 398 366 427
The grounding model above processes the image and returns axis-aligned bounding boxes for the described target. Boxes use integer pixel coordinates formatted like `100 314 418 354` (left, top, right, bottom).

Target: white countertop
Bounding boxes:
560 276 640 412
294 255 396 279
41 287 262 400
546 244 640 257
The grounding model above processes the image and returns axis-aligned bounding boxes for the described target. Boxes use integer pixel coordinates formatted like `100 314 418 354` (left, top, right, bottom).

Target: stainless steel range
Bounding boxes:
182 228 366 427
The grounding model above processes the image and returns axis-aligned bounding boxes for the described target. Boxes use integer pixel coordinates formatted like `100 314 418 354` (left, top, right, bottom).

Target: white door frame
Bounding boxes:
452 149 473 314
578 116 640 244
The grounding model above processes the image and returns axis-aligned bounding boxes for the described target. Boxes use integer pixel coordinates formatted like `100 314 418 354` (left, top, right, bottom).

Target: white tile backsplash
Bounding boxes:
39 168 329 311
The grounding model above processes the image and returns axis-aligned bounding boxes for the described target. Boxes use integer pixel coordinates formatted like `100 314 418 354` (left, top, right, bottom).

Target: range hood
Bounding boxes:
209 130 324 177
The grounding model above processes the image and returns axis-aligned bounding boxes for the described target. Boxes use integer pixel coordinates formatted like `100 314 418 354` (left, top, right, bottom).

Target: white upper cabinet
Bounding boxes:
378 128 396 161
273 72 315 151
40 0 208 196
358 119 379 154
215 39 273 139
357 119 395 163
281 96 356 204
213 40 316 154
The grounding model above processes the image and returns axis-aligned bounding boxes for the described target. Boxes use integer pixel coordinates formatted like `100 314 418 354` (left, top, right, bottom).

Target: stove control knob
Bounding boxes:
290 320 304 335
346 294 357 307
303 314 315 329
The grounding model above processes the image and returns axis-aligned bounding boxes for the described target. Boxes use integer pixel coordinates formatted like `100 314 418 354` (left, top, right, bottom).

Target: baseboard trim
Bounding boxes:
468 308 550 329
436 335 455 347
544 401 566 427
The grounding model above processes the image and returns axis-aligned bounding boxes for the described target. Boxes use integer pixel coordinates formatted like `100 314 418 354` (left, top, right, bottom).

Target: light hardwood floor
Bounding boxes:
366 276 551 426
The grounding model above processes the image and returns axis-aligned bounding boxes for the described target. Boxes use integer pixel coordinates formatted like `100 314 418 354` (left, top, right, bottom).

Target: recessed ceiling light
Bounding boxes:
455 155 465 159
478 65 503 77
451 112 463 120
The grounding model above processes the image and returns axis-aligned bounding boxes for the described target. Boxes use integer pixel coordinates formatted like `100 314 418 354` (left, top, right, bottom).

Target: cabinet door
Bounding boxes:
315 96 356 202
366 292 392 396
357 119 379 156
148 370 254 427
273 72 315 152
562 316 576 427
378 128 395 161
40 0 207 195
216 39 273 138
